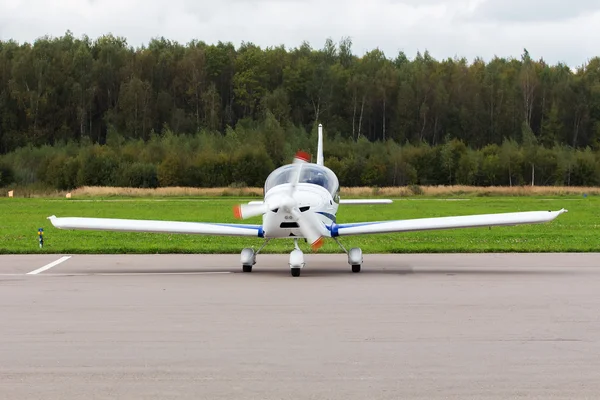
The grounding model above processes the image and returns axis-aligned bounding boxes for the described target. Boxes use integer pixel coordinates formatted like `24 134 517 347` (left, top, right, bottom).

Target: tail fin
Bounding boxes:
317 123 324 166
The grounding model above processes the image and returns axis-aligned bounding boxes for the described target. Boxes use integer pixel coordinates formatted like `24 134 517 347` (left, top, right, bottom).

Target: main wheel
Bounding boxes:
242 265 252 273
351 264 361 273
290 268 301 277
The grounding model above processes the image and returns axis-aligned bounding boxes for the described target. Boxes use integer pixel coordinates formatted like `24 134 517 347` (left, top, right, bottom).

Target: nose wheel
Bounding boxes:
289 240 305 277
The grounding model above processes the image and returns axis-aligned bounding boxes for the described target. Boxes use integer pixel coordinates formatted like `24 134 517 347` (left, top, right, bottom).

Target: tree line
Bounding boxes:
2 31 600 151
1 32 600 189
1 118 598 190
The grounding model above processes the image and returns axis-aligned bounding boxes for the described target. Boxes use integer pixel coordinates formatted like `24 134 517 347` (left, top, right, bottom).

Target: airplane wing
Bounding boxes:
47 215 263 237
330 209 567 237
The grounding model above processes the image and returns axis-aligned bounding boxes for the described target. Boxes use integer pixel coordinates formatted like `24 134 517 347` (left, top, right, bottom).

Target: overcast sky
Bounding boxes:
0 0 598 66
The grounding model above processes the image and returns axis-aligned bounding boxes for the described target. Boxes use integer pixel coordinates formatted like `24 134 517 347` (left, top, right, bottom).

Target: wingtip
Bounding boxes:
47 215 59 228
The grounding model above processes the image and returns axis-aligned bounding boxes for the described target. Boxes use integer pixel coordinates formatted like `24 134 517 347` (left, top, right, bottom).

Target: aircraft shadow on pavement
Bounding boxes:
81 264 579 277
244 267 578 277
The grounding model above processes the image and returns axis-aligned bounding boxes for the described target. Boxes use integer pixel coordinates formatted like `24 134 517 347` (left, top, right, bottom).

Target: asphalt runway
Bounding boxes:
1 253 600 399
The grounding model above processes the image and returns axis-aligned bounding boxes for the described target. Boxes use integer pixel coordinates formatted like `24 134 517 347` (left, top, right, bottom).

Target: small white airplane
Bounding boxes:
48 124 567 277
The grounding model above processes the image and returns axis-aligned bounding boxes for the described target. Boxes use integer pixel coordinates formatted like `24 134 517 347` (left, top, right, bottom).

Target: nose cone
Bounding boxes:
262 184 334 239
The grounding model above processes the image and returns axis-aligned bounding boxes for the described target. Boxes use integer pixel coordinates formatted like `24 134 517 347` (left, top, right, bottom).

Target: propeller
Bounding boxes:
233 151 326 251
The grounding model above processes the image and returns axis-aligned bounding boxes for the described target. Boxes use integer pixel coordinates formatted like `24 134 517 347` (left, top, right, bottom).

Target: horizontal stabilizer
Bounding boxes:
332 209 567 237
339 199 393 204
47 216 262 237
252 199 393 205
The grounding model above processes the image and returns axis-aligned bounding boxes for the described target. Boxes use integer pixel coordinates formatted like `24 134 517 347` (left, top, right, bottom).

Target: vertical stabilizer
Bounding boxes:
317 123 324 165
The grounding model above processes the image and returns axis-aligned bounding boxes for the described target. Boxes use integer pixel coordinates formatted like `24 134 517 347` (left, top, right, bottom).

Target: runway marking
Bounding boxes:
27 256 72 275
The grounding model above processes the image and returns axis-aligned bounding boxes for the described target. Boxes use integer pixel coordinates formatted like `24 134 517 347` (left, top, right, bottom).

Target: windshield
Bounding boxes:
264 164 339 196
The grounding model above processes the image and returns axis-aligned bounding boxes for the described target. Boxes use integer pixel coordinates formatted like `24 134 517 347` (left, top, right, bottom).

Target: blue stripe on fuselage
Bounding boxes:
317 212 336 223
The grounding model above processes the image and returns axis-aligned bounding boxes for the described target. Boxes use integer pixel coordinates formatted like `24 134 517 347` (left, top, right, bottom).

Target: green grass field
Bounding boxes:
0 195 598 254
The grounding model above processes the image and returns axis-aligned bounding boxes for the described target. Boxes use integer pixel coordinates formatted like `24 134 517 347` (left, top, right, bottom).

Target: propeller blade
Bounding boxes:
294 150 310 163
289 151 310 195
291 208 326 251
233 203 269 219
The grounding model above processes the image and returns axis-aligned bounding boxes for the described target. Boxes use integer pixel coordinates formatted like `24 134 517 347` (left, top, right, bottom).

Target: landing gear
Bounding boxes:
348 247 363 273
241 248 255 272
332 237 363 274
289 239 305 277
239 237 363 276
240 239 270 273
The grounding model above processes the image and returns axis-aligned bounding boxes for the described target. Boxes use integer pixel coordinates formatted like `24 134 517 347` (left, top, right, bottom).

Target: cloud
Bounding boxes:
470 0 600 22
0 0 598 67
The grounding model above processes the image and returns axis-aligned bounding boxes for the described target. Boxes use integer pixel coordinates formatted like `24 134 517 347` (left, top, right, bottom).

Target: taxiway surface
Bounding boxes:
1 253 599 399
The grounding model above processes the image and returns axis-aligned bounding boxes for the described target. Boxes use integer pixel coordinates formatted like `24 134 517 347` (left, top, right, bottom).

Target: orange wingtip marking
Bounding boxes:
233 205 242 219
311 237 324 251
295 151 310 162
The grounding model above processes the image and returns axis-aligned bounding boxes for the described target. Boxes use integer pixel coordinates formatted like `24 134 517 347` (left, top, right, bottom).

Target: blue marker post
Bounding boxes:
38 228 43 249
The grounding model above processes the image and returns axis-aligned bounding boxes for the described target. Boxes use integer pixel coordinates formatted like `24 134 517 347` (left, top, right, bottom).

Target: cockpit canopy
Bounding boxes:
264 164 339 196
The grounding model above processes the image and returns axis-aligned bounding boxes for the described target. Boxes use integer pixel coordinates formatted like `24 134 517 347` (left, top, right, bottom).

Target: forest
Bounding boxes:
1 31 600 190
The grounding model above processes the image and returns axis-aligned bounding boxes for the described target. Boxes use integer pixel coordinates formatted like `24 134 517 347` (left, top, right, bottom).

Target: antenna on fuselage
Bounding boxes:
317 123 324 166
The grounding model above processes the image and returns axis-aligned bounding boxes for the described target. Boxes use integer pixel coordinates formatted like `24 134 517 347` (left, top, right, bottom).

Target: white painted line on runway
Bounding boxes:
27 256 72 275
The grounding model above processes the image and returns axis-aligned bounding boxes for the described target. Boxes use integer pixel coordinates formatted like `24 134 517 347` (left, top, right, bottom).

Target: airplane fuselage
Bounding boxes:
261 183 339 238
255 159 341 240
